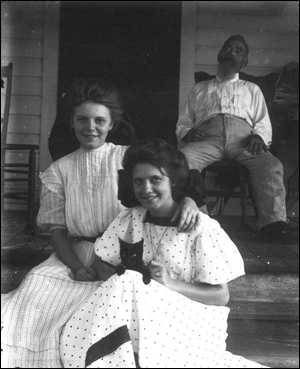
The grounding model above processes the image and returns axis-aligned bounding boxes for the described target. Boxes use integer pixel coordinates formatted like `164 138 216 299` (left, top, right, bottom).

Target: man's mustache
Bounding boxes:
217 51 237 65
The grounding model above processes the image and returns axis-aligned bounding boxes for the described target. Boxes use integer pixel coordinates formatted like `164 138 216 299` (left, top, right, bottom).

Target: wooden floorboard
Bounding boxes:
227 319 299 337
219 216 299 273
228 301 299 320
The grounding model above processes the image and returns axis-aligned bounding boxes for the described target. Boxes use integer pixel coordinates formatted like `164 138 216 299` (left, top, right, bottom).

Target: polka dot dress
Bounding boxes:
60 208 269 368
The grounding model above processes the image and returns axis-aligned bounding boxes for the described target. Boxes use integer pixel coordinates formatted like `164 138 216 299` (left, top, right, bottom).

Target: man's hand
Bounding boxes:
183 128 205 142
248 134 268 155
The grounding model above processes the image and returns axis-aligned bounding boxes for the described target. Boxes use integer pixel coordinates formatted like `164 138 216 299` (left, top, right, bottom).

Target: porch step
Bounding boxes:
227 308 299 368
229 272 299 303
227 273 299 368
1 238 52 293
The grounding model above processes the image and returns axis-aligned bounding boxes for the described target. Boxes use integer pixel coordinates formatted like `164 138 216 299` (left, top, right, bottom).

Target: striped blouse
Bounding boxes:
37 143 129 236
176 74 272 146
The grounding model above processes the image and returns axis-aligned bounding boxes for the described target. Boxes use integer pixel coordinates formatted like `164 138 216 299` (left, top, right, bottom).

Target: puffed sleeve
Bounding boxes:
191 213 245 285
36 162 67 232
94 208 136 266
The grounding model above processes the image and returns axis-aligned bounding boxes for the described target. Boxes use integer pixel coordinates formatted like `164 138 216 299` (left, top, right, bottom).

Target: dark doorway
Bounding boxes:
57 1 182 146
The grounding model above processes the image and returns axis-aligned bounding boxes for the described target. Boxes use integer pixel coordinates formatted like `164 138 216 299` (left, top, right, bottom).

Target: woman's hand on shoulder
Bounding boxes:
171 197 201 232
73 266 99 282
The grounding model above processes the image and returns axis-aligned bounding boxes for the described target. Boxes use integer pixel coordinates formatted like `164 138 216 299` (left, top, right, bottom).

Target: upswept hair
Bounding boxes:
66 78 124 126
122 138 190 199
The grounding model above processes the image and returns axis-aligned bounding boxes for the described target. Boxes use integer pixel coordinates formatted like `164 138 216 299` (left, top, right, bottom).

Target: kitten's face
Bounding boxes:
119 239 143 267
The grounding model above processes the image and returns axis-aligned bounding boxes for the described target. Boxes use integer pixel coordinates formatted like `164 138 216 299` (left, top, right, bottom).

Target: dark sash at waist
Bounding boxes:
71 234 103 243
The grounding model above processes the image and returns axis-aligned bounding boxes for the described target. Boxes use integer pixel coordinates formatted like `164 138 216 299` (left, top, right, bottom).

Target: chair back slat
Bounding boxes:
1 63 13 145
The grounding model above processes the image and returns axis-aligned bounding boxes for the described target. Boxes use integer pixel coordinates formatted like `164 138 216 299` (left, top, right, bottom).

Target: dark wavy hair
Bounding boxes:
122 138 190 201
65 78 124 128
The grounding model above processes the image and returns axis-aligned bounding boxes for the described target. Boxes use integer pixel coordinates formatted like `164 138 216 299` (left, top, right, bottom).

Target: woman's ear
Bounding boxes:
108 121 114 131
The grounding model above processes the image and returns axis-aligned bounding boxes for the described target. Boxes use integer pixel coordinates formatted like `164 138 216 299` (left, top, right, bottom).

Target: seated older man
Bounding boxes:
176 34 296 244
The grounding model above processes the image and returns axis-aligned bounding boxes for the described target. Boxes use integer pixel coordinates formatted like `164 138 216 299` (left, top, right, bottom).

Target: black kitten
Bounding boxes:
115 238 151 285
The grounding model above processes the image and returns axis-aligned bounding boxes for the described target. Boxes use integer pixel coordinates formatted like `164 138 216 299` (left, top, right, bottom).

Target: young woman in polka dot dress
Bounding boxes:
1 81 201 368
60 138 270 368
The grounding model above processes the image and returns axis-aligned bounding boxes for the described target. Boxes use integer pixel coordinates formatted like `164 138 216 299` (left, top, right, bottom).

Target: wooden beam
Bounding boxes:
40 1 60 173
179 1 197 113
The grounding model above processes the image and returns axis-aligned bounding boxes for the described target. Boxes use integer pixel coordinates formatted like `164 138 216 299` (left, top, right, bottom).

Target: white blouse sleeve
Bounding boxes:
192 214 245 285
36 162 67 232
94 208 136 266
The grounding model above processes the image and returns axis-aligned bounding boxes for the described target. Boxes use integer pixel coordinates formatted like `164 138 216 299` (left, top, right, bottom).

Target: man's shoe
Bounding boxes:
258 221 298 245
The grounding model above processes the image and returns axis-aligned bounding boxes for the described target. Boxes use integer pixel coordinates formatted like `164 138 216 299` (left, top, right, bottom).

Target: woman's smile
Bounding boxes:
142 195 157 201
83 134 100 140
133 163 177 217
72 102 113 150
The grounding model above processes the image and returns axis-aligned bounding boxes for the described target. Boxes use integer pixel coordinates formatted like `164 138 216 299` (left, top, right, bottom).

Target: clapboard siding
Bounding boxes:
196 29 299 50
196 13 299 34
1 16 44 40
6 133 40 146
1 56 43 77
11 76 42 96
196 1 299 16
1 1 44 19
1 38 43 59
1 22 44 40
179 1 299 109
1 1 45 209
195 1 299 77
1 95 41 116
5 115 41 134
10 96 42 117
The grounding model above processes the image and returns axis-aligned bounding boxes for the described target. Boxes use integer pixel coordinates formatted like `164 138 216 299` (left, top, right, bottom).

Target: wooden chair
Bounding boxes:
202 161 258 229
1 63 39 234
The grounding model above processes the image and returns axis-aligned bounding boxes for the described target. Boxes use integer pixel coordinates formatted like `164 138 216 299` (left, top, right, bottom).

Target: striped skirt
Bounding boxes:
1 241 101 368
